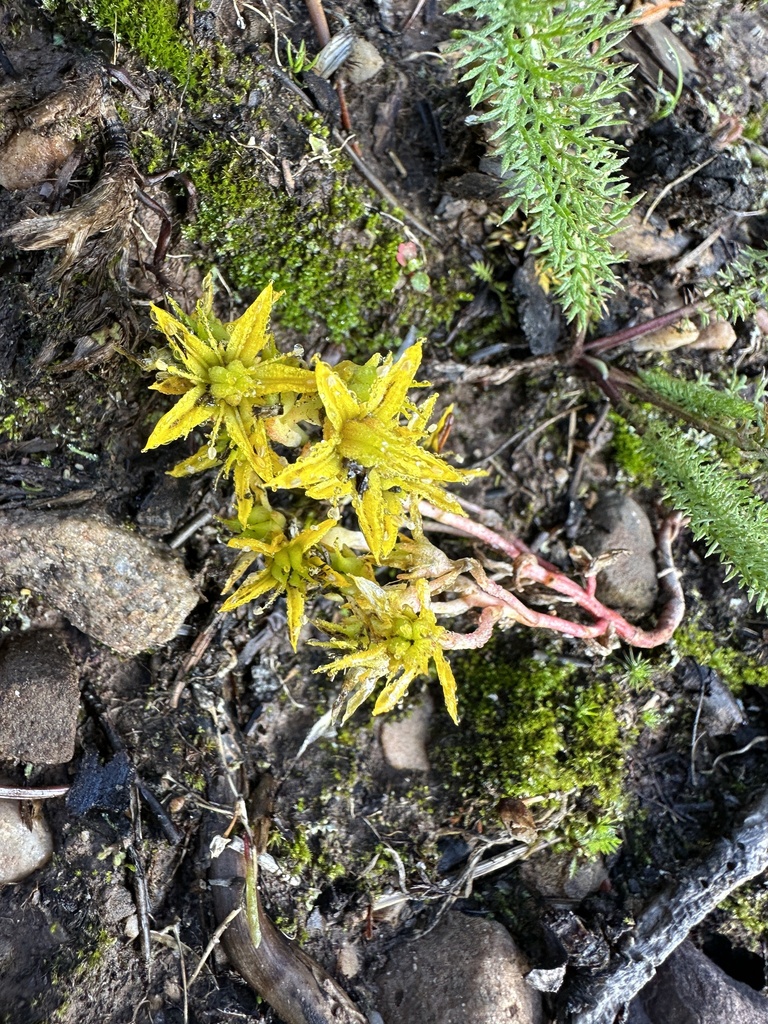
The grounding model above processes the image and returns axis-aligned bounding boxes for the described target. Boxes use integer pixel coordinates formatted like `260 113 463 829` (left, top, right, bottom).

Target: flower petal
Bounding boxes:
223 406 262 473
354 469 385 561
226 282 276 363
354 469 402 561
315 360 362 432
150 376 194 395
269 439 347 500
254 363 318 396
222 551 259 592
434 648 459 725
151 306 219 373
143 385 211 450
296 518 338 552
167 443 221 477
285 585 306 651
373 667 419 716
368 340 424 421
220 569 278 611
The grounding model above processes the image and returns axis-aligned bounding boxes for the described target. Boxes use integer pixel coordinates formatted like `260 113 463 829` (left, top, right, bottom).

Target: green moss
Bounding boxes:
43 0 190 82
722 882 768 948
609 412 656 486
743 103 768 142
0 394 46 442
179 134 466 350
674 622 768 693
274 824 313 872
436 639 631 853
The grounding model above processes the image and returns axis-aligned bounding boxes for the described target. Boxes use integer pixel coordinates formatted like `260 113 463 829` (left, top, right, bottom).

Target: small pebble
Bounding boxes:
577 492 658 618
609 210 691 264
348 39 384 84
632 321 700 352
338 942 361 978
380 700 431 772
690 319 736 351
0 798 54 883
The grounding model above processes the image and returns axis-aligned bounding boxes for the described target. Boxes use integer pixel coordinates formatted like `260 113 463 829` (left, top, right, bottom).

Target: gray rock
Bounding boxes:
520 850 608 901
348 39 384 85
0 797 54 883
578 492 658 618
628 940 768 1024
513 255 563 355
526 964 567 993
375 912 543 1024
379 699 431 772
680 663 746 736
609 210 692 264
0 509 198 656
0 630 78 764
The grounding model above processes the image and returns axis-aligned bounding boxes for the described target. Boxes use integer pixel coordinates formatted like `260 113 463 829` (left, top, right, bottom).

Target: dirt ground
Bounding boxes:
2 1 768 1022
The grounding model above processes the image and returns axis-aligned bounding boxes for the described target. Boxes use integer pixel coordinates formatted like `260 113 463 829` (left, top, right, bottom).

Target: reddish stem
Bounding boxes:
304 0 330 46
421 503 685 649
442 606 502 650
582 302 703 356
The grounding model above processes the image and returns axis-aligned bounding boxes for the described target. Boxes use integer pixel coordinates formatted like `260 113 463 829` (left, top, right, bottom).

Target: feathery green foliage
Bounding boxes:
637 368 766 435
448 0 635 328
705 247 768 324
633 413 768 610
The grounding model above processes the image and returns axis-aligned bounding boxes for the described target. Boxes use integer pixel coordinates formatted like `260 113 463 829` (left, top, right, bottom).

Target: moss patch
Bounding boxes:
721 880 768 951
674 622 768 693
609 411 656 486
46 0 194 85
436 638 631 854
179 132 466 351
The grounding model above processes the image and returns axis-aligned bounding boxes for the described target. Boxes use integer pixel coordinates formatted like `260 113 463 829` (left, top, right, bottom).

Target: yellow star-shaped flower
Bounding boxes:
269 341 482 560
143 278 317 477
315 577 458 724
220 518 337 650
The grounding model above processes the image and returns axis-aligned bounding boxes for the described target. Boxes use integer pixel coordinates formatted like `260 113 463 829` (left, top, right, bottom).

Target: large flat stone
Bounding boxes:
0 509 198 655
628 941 768 1024
0 630 78 764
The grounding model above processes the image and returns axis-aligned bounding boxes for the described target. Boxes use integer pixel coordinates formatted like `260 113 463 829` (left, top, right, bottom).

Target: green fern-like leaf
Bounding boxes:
705 247 768 324
637 368 763 433
638 421 768 610
448 0 635 328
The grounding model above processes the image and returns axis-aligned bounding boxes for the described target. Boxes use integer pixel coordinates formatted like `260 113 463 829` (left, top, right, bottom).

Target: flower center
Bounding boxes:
208 359 254 406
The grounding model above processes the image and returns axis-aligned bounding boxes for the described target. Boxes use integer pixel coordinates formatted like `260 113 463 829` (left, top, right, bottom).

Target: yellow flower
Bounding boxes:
220 518 337 650
269 341 482 560
143 278 317 476
315 577 458 724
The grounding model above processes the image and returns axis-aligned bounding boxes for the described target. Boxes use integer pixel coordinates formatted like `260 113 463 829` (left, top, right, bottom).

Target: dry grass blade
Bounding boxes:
4 106 137 276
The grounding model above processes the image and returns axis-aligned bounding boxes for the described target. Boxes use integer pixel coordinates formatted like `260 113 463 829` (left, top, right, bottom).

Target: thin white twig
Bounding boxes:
187 907 243 986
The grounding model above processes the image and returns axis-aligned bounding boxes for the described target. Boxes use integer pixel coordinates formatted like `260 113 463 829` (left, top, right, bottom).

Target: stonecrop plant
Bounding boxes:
144 278 686 724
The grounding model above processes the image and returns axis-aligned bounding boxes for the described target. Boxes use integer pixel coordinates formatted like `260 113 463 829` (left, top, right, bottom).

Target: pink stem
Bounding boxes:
420 503 685 649
442 606 502 649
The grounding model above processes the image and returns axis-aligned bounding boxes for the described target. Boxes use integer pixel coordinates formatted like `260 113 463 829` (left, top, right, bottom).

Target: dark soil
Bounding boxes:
2 1 768 1022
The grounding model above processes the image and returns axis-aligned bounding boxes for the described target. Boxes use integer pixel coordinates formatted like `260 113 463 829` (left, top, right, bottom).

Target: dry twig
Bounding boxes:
557 786 768 1023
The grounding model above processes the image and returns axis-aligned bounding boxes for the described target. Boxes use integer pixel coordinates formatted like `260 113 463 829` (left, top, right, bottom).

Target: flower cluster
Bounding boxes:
144 279 480 720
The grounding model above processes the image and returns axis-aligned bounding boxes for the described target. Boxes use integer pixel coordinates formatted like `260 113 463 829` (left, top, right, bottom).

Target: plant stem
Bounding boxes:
583 302 704 356
421 502 685 649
